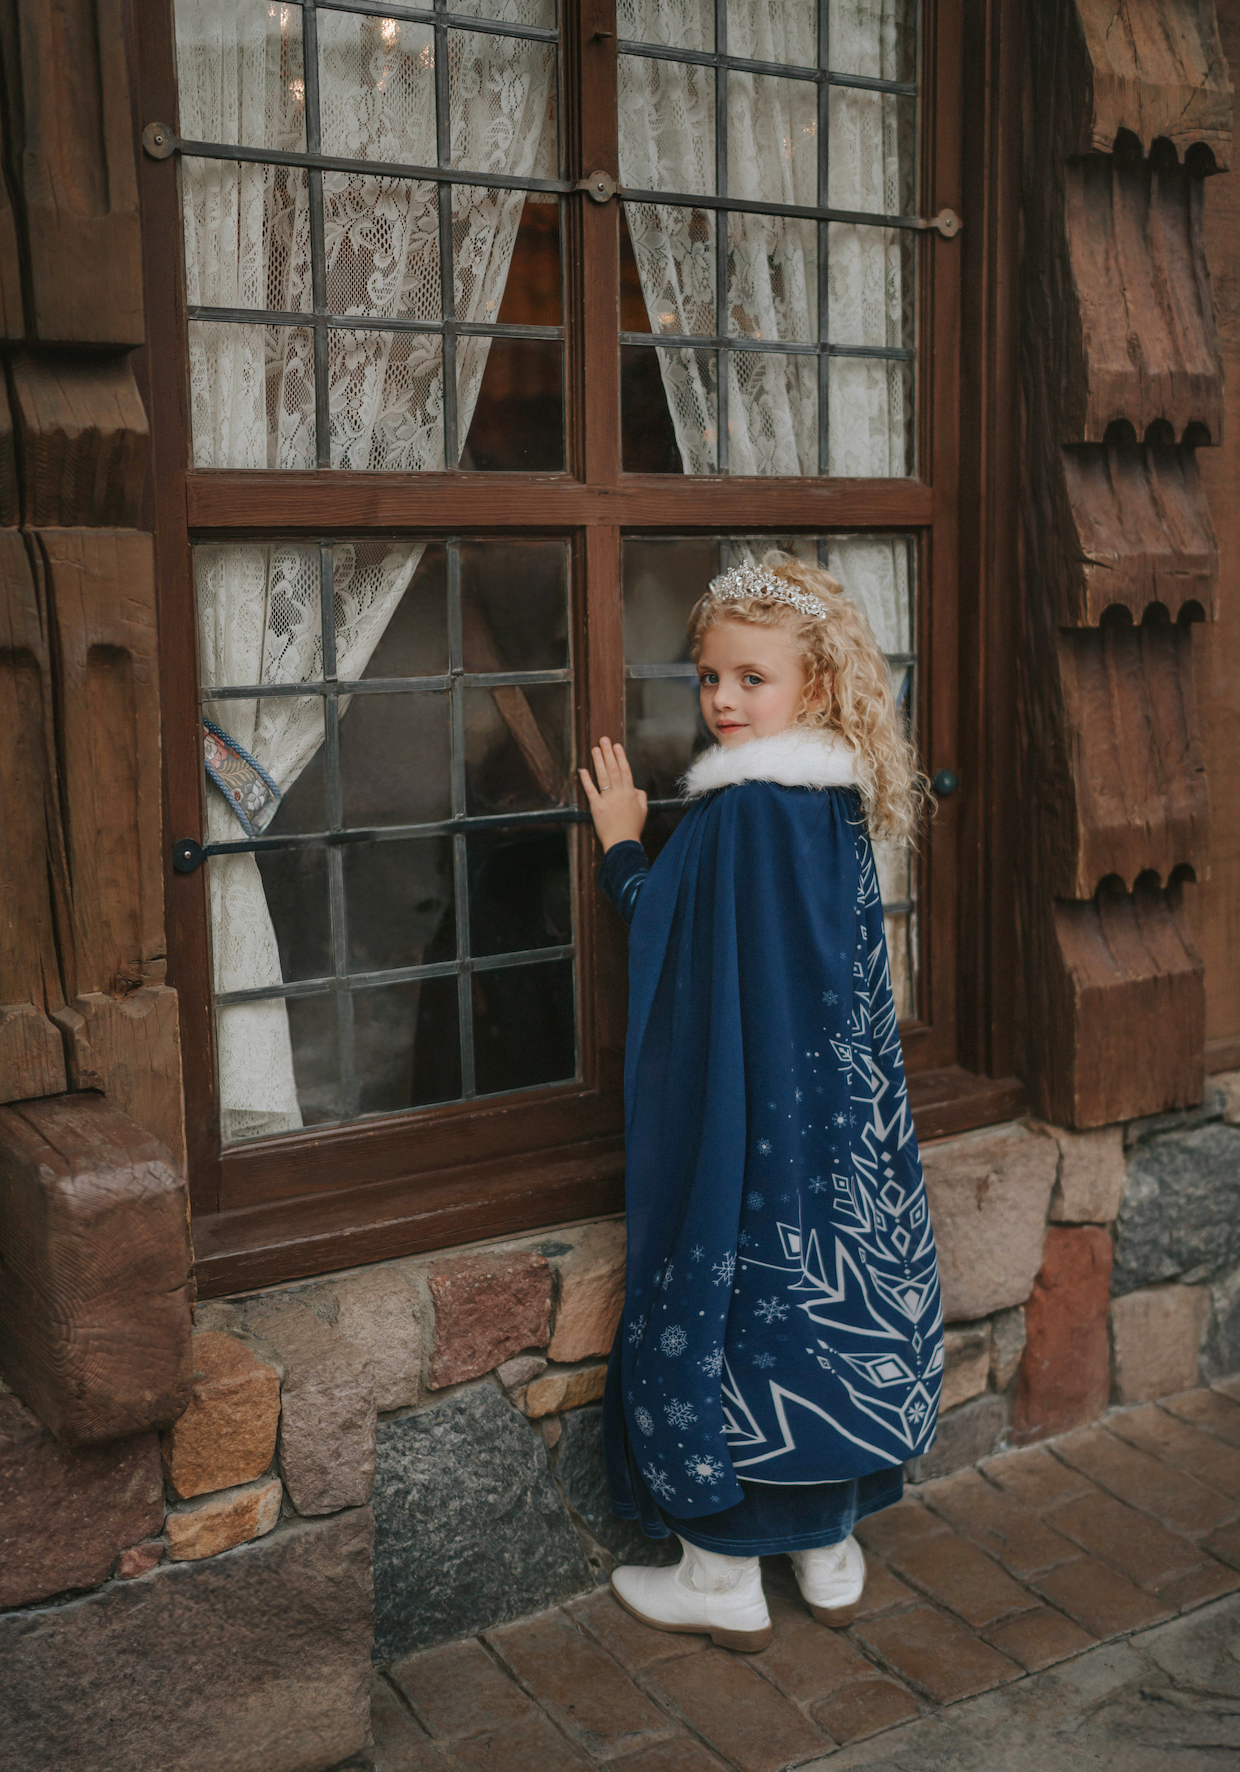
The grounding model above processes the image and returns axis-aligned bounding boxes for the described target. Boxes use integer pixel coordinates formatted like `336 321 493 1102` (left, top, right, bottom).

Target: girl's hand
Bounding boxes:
579 737 648 851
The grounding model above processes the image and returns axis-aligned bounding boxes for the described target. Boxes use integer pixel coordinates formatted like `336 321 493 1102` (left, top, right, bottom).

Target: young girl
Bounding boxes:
579 554 944 1652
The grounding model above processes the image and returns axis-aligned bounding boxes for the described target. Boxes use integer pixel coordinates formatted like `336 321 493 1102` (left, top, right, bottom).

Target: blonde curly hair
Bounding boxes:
688 551 929 843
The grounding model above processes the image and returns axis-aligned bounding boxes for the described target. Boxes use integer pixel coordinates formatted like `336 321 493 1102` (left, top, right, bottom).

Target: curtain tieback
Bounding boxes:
203 718 283 839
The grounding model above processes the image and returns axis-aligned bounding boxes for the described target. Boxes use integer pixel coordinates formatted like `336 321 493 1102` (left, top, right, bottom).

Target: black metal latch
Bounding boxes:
573 171 618 204
142 121 178 160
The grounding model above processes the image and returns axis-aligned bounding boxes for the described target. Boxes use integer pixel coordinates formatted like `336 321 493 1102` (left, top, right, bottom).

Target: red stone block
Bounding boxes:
1052 1425 1235 1534
1033 1557 1171 1637
1107 1405 1240 1499
116 1540 164 1579
1161 1389 1240 1448
753 1592 875 1703
486 1612 668 1757
611 1740 732 1772
921 1469 1079 1576
811 1678 919 1744
983 1605 1095 1671
1204 1520 1240 1569
1156 1560 1240 1612
1011 1227 1112 1445
428 1252 553 1388
851 1604 1020 1705
567 1588 707 1674
644 1646 828 1772
979 1445 1098 1511
883 1528 1037 1629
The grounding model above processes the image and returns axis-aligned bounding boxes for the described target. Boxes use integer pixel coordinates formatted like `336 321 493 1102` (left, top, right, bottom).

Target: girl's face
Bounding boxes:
697 618 808 747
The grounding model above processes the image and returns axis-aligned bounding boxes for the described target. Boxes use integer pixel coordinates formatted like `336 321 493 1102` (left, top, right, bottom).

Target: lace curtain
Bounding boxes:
176 0 556 1139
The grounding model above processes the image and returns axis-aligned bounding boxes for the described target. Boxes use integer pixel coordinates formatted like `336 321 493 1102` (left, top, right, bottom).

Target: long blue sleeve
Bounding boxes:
598 839 649 925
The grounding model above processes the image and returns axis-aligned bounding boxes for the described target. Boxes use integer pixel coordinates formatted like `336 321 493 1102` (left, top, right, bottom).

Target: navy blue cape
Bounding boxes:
604 781 943 1523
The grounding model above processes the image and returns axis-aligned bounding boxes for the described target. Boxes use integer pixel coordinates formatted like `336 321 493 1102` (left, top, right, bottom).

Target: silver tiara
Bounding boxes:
707 562 829 621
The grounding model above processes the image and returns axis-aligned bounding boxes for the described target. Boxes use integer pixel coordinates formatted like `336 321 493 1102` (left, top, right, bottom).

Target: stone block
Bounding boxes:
428 1251 552 1388
332 1267 423 1413
117 1541 164 1579
0 1510 374 1772
941 1322 992 1411
498 1354 547 1389
1202 1263 1240 1382
521 1362 607 1418
372 1382 592 1660
246 1301 377 1516
547 1221 627 1364
161 1331 280 1500
165 1475 282 1561
1048 1124 1127 1223
1111 1285 1208 1404
991 1306 1027 1390
920 1122 1058 1320
1219 1070 1240 1127
1012 1226 1112 1444
0 1390 163 1608
552 1404 677 1568
906 1392 1007 1482
1112 1123 1240 1295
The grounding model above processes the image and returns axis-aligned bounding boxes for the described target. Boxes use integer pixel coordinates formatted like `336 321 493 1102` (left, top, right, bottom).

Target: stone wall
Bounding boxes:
3 1090 1238 1767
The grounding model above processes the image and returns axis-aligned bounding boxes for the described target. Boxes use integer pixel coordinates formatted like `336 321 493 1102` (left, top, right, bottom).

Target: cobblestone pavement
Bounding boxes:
368 1378 1240 1771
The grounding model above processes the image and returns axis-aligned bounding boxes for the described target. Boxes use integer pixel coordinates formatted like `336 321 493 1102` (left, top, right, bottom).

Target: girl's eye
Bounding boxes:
700 673 717 686
743 673 763 686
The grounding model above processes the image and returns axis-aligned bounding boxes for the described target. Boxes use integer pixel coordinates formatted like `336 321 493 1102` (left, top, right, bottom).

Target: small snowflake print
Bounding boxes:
755 1296 790 1324
699 1347 724 1377
833 1111 847 1127
661 1262 674 1288
664 1398 698 1429
690 1244 705 1261
659 1324 689 1357
907 1398 928 1424
642 1464 676 1502
685 1453 725 1485
753 1352 777 1370
794 1087 803 1103
712 1252 736 1287
756 1138 773 1157
823 989 839 1006
633 1406 655 1435
808 1175 829 1194
746 1190 765 1210
627 1314 647 1345
738 1230 752 1247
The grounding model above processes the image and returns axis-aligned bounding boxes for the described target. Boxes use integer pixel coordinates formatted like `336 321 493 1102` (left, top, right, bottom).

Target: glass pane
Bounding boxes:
454 188 561 326
197 543 322 689
826 224 913 348
340 691 452 825
344 837 456 973
727 73 817 206
460 540 568 673
202 697 327 837
828 0 918 84
188 322 316 469
827 89 916 215
361 544 449 678
729 350 818 475
727 212 816 343
643 347 717 472
625 676 706 799
727 4 816 65
181 160 310 313
449 32 558 181
287 993 342 1125
624 204 716 337
622 347 685 473
317 12 437 165
820 533 912 655
257 846 332 982
623 537 718 665
617 0 713 51
465 683 571 813
618 56 716 196
458 338 564 471
452 0 557 26
827 356 912 477
322 174 440 320
356 977 462 1114
327 327 445 471
884 913 914 1019
173 0 307 151
473 959 575 1094
468 828 571 957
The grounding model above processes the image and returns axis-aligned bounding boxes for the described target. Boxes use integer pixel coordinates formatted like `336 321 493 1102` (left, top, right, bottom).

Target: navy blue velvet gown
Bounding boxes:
599 773 943 1556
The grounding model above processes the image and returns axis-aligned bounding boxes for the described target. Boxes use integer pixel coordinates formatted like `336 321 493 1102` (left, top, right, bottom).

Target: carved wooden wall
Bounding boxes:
0 0 191 1440
1020 0 1233 1127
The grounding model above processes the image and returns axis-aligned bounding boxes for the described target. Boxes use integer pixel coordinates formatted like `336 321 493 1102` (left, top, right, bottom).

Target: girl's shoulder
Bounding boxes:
681 729 856 799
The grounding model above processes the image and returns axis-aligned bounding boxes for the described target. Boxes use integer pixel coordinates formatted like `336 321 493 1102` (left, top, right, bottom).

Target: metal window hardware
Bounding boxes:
932 768 961 797
142 121 177 160
574 171 618 203
918 209 962 238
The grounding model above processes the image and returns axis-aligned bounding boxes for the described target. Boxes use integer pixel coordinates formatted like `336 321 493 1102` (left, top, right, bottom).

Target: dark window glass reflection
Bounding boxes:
256 846 332 982
340 691 452 826
358 977 461 1114
460 540 568 673
464 683 571 814
287 994 341 1125
459 338 564 471
468 827 570 959
344 837 455 973
360 544 449 679
473 959 575 1095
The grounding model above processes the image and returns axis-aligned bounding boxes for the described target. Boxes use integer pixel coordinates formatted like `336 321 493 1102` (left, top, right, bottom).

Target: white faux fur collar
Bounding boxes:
682 728 857 798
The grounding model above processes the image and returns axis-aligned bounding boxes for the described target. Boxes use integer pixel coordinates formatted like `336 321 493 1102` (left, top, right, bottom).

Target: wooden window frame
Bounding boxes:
134 0 1024 1297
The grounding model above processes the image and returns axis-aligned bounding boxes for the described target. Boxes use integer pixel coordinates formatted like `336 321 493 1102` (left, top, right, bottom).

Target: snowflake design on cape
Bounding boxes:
738 1231 752 1247
627 1313 647 1346
746 1191 765 1211
823 989 839 1006
659 1324 688 1357
808 1175 829 1194
691 1245 705 1261
833 1111 847 1128
633 1406 654 1436
664 1398 698 1428
753 1353 777 1370
643 1464 676 1503
756 1138 773 1156
661 1262 675 1289
699 1347 724 1378
755 1297 790 1325
685 1452 725 1485
712 1252 736 1287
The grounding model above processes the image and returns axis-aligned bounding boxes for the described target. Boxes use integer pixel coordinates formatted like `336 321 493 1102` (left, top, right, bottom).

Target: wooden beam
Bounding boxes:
11 352 149 529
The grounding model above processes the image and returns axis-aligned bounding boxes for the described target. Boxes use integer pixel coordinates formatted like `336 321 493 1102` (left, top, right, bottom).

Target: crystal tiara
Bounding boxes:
706 562 830 621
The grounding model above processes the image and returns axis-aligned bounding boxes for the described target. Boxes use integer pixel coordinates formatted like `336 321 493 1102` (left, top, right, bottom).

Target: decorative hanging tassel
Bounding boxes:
202 718 283 839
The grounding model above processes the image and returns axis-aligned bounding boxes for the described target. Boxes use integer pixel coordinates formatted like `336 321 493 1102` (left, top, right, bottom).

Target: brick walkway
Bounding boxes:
369 1378 1240 1771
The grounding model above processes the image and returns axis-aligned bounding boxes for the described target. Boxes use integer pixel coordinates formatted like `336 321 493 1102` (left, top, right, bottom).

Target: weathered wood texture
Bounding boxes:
0 0 144 346
0 376 17 524
0 1091 193 1445
1195 0 1240 1047
11 353 149 528
1019 0 1231 1125
1069 0 1233 163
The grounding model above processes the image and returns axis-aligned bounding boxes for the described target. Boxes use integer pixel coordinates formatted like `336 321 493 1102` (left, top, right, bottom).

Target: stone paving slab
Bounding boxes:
369 1383 1240 1772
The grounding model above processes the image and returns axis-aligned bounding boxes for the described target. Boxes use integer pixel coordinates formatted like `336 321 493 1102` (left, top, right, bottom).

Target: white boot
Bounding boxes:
790 1534 867 1626
610 1536 773 1652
